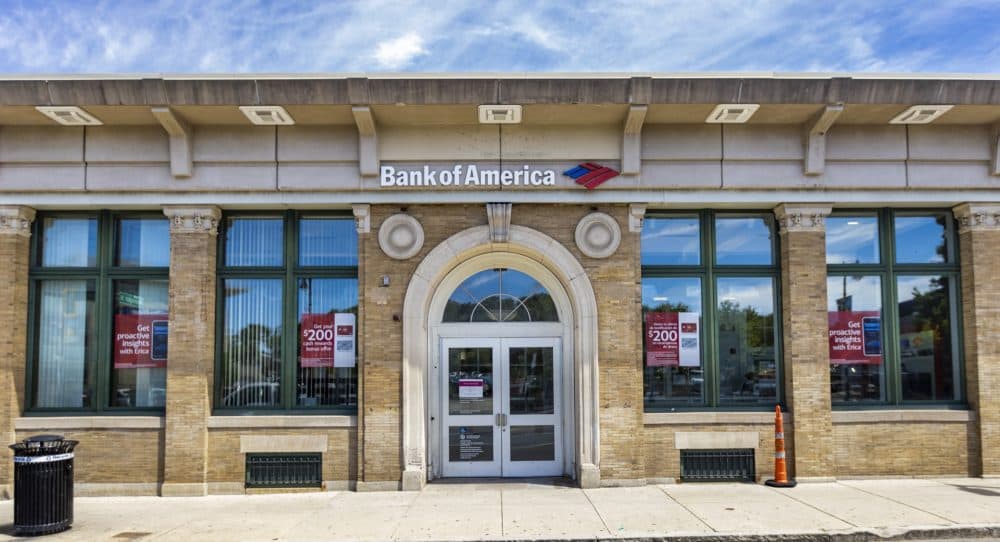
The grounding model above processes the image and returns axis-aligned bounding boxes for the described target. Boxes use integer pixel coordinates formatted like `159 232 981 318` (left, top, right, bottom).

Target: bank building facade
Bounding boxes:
0 74 998 496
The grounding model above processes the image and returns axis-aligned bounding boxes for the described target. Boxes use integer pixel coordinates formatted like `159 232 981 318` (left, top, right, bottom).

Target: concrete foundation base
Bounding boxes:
356 480 401 492
160 482 207 497
579 463 601 489
401 469 425 491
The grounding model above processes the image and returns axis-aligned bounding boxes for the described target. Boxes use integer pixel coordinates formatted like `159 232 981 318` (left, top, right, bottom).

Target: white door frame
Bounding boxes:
400 225 601 490
429 255 573 480
439 337 563 478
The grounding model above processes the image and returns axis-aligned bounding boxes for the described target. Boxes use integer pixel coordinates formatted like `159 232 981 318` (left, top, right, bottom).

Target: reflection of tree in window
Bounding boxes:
717 300 775 402
900 276 953 400
443 269 558 322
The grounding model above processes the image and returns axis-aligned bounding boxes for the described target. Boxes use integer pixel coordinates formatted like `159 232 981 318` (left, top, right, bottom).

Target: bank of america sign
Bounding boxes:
379 163 619 189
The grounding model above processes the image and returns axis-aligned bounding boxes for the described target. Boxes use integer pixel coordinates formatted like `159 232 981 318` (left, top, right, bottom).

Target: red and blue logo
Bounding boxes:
563 162 619 190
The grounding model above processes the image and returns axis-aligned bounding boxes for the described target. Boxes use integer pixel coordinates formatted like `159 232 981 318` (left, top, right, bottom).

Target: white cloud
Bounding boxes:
373 32 428 69
0 0 996 73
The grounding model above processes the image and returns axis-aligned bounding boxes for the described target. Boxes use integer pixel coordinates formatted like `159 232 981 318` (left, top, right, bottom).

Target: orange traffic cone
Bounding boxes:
765 405 796 488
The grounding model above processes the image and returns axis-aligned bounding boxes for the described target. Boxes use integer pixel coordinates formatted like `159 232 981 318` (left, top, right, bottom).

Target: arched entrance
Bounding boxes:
401 225 600 490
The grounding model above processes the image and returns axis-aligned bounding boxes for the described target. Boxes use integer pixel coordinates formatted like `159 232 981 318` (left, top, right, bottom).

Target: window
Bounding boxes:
216 212 358 412
442 268 559 322
29 213 170 411
642 212 780 410
826 210 962 405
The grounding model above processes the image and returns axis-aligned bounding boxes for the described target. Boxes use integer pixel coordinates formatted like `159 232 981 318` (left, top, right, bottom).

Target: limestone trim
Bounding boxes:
773 203 833 234
832 409 975 424
162 206 222 235
953 203 1000 233
352 204 371 234
240 435 328 453
628 204 646 233
486 202 512 243
644 411 789 425
575 212 622 259
15 416 164 430
401 225 601 490
0 206 36 237
674 431 760 450
378 213 424 260
207 415 357 429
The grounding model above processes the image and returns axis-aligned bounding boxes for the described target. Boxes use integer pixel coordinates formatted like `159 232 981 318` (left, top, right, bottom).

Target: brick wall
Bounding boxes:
359 204 644 483
644 424 783 481
776 207 835 479
833 422 976 476
0 212 32 498
14 429 163 484
207 428 356 488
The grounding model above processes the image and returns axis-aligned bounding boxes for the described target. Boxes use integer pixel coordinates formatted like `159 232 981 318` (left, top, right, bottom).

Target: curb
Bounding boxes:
452 524 1000 542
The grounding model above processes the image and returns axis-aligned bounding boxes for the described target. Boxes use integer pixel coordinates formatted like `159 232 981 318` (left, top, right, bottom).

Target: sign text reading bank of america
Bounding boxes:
380 165 557 188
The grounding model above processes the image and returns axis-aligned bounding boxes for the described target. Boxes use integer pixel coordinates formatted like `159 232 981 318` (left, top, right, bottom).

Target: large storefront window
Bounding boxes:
826 211 963 405
217 212 358 412
642 212 780 410
29 213 170 411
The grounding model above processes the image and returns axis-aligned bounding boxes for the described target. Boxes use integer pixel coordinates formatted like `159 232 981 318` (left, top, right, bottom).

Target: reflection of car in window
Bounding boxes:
221 382 280 407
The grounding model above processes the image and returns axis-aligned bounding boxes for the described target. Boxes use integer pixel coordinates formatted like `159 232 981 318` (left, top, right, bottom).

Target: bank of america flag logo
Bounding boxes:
563 162 620 190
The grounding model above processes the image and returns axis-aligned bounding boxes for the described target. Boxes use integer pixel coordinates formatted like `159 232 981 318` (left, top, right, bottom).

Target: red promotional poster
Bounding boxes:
301 313 335 368
828 310 882 365
114 314 169 369
300 313 357 368
645 312 700 367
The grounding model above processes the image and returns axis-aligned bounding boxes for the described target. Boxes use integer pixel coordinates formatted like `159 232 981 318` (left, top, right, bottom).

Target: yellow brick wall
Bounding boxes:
644 424 783 481
207 429 356 485
778 226 835 479
0 231 30 497
359 204 644 482
15 429 163 484
833 422 976 476
959 228 1000 476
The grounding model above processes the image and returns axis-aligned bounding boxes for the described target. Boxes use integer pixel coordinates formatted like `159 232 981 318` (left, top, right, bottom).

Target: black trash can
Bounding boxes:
8 434 78 536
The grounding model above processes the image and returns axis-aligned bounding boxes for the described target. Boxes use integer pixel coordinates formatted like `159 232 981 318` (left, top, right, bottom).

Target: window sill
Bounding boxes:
15 416 165 430
644 411 789 425
832 409 974 424
207 415 357 429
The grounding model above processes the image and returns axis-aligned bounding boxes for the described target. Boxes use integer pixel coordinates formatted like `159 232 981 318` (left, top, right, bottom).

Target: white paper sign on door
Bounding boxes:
458 379 485 399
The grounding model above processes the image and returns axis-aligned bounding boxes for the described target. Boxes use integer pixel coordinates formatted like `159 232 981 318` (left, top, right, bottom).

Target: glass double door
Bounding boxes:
441 338 562 478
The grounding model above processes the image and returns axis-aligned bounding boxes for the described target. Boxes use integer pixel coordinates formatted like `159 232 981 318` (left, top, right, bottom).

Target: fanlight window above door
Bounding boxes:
443 268 559 323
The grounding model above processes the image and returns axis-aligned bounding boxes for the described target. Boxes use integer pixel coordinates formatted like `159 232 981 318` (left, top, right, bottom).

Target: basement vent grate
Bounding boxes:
246 453 322 489
680 449 755 482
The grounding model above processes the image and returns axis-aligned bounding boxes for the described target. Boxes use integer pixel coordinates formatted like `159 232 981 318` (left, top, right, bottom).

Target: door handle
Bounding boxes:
495 413 501 426
501 414 508 427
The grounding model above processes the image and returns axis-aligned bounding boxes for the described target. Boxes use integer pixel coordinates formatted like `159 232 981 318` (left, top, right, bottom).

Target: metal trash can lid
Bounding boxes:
10 434 78 455
24 434 65 443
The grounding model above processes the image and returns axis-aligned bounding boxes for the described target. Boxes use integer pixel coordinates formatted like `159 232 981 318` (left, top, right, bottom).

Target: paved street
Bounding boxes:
2 478 999 541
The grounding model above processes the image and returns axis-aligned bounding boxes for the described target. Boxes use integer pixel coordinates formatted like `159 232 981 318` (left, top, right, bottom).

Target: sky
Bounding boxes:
0 0 998 74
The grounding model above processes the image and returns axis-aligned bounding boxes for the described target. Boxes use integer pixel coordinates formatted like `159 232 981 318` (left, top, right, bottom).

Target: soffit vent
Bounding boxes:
705 104 760 124
478 105 522 124
889 105 954 125
35 106 103 126
239 105 296 125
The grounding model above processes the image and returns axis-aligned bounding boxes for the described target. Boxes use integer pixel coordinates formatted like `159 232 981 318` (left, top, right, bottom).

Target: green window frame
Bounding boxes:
26 210 170 414
214 210 359 414
826 209 965 407
641 210 783 411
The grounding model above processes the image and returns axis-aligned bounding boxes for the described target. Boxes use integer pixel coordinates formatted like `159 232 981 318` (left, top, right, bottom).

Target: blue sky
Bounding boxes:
0 0 998 73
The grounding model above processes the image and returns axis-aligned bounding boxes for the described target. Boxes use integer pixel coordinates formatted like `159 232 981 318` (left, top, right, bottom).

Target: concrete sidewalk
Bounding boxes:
2 478 999 541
